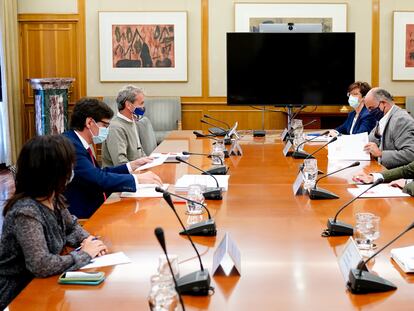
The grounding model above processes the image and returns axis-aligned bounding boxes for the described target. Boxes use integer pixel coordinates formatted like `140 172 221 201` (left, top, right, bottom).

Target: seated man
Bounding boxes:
353 161 414 196
64 97 162 219
102 85 150 167
363 87 414 169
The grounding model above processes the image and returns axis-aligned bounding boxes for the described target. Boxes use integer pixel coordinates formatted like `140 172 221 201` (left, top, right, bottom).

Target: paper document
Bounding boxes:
391 245 414 273
328 132 370 161
305 134 331 142
136 154 168 171
175 174 230 192
121 184 169 198
347 183 410 198
150 152 190 163
80 252 131 270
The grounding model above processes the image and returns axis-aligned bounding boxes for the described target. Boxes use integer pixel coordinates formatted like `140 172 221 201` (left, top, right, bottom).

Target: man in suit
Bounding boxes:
64 98 162 219
363 87 414 169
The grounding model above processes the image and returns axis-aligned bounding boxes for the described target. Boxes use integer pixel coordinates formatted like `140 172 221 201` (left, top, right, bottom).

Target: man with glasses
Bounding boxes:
361 87 414 169
64 97 162 219
102 85 151 167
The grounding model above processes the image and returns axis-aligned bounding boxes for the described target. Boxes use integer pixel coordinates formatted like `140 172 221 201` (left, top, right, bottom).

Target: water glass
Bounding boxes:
211 141 225 165
291 119 303 131
148 274 179 311
354 213 379 254
186 184 205 215
158 254 180 279
303 158 318 191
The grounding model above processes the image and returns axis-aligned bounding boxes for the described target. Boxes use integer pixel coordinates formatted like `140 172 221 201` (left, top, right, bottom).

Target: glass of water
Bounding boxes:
365 215 380 254
186 184 205 215
211 141 225 165
303 158 318 191
354 212 378 255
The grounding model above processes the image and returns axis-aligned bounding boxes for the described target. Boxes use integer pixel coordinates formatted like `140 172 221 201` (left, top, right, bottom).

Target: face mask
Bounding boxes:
89 120 109 144
369 104 384 121
66 169 74 186
348 96 359 109
134 106 145 116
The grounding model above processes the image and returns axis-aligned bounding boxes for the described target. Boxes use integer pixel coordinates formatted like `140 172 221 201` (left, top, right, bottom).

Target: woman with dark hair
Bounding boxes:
0 135 108 309
329 81 377 136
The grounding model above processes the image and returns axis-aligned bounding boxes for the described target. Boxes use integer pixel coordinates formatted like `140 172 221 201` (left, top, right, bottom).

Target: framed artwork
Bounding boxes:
99 11 187 82
234 3 347 32
393 11 414 80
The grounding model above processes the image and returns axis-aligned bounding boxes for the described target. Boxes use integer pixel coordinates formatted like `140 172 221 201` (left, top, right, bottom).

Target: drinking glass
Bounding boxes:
365 215 380 254
186 184 205 215
158 254 180 279
354 213 376 254
303 158 318 191
211 140 225 165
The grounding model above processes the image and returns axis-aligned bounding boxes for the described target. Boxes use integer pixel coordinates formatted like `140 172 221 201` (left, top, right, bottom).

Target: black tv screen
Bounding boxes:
227 32 355 106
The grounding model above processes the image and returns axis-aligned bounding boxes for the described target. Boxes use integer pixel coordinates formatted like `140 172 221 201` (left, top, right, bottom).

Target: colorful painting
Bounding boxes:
249 18 333 33
112 24 175 68
405 24 414 67
99 12 187 82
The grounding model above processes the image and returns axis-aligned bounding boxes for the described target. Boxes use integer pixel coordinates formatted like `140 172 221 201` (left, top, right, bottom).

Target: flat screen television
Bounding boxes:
226 32 355 107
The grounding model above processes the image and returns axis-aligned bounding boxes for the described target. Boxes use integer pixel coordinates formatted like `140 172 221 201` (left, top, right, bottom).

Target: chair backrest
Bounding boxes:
136 116 158 155
102 97 118 119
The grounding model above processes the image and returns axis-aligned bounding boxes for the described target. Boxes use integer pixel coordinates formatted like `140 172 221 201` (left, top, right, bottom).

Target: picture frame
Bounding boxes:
234 3 347 32
99 11 187 82
393 11 414 80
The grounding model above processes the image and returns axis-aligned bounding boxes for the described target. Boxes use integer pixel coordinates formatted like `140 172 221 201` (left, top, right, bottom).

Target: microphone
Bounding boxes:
182 151 228 175
159 192 211 295
200 119 228 137
286 119 318 142
322 178 384 237
347 221 414 293
154 227 186 310
301 136 338 162
309 161 360 200
155 187 217 236
291 130 330 159
193 130 217 139
203 114 230 129
176 156 223 200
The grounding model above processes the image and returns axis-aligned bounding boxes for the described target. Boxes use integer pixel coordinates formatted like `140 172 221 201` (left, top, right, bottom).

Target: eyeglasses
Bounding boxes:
93 119 110 128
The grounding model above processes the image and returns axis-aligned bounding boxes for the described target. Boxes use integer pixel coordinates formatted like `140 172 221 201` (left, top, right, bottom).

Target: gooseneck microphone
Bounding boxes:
347 221 414 293
322 178 384 237
176 156 223 200
286 119 318 142
154 227 186 310
203 114 231 129
292 130 330 159
182 151 228 175
193 130 217 139
155 187 217 236
159 192 211 295
200 119 228 137
309 161 360 200
302 136 338 162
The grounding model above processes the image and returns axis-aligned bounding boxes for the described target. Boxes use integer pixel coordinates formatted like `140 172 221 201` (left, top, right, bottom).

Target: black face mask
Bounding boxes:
369 104 384 121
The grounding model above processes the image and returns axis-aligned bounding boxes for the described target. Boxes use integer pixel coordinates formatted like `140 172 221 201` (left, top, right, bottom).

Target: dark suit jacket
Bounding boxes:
335 105 376 135
63 130 136 218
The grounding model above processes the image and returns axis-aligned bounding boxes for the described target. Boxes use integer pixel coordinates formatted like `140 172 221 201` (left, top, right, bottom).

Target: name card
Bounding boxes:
283 140 293 157
292 171 304 195
338 237 363 283
281 128 288 141
212 232 241 276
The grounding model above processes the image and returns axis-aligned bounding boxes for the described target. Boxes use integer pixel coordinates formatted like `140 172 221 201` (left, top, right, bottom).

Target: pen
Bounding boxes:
75 236 101 252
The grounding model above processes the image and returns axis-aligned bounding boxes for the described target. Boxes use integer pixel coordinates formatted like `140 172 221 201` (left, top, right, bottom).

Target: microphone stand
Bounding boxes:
160 193 212 296
154 227 186 310
200 119 229 138
203 114 231 129
323 178 384 237
182 151 228 175
176 156 223 200
292 130 329 159
155 187 217 236
309 161 360 200
347 222 414 293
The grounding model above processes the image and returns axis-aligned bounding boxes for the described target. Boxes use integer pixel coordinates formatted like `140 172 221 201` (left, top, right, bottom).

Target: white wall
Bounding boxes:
18 0 77 14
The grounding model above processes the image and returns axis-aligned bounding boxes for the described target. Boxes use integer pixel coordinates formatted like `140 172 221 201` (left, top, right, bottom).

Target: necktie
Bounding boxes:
87 148 107 201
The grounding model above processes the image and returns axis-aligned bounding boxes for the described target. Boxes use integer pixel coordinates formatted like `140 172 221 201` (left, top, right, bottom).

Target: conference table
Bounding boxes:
9 131 414 310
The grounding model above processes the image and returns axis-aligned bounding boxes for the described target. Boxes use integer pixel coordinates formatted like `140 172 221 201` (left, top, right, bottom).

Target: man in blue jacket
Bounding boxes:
64 98 162 218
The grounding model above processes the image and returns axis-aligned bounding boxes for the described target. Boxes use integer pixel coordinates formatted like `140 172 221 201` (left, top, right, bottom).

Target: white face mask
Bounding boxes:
348 95 360 109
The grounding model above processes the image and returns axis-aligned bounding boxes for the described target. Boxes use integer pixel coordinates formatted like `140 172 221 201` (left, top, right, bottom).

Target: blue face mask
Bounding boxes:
369 104 384 121
90 120 109 144
134 106 145 116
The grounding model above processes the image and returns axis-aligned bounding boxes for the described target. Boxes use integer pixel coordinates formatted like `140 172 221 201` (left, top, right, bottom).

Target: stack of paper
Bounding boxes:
135 154 169 171
175 174 230 192
150 152 190 163
391 246 414 273
80 252 132 270
121 184 169 198
347 184 410 198
328 132 370 161
305 134 331 142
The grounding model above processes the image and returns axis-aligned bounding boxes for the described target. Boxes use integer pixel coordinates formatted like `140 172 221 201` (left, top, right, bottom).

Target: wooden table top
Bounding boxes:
9 131 414 310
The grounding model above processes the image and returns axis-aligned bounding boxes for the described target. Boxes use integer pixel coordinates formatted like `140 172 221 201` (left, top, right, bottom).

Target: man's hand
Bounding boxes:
389 179 406 189
137 171 163 186
363 142 382 158
352 172 374 184
129 157 153 171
